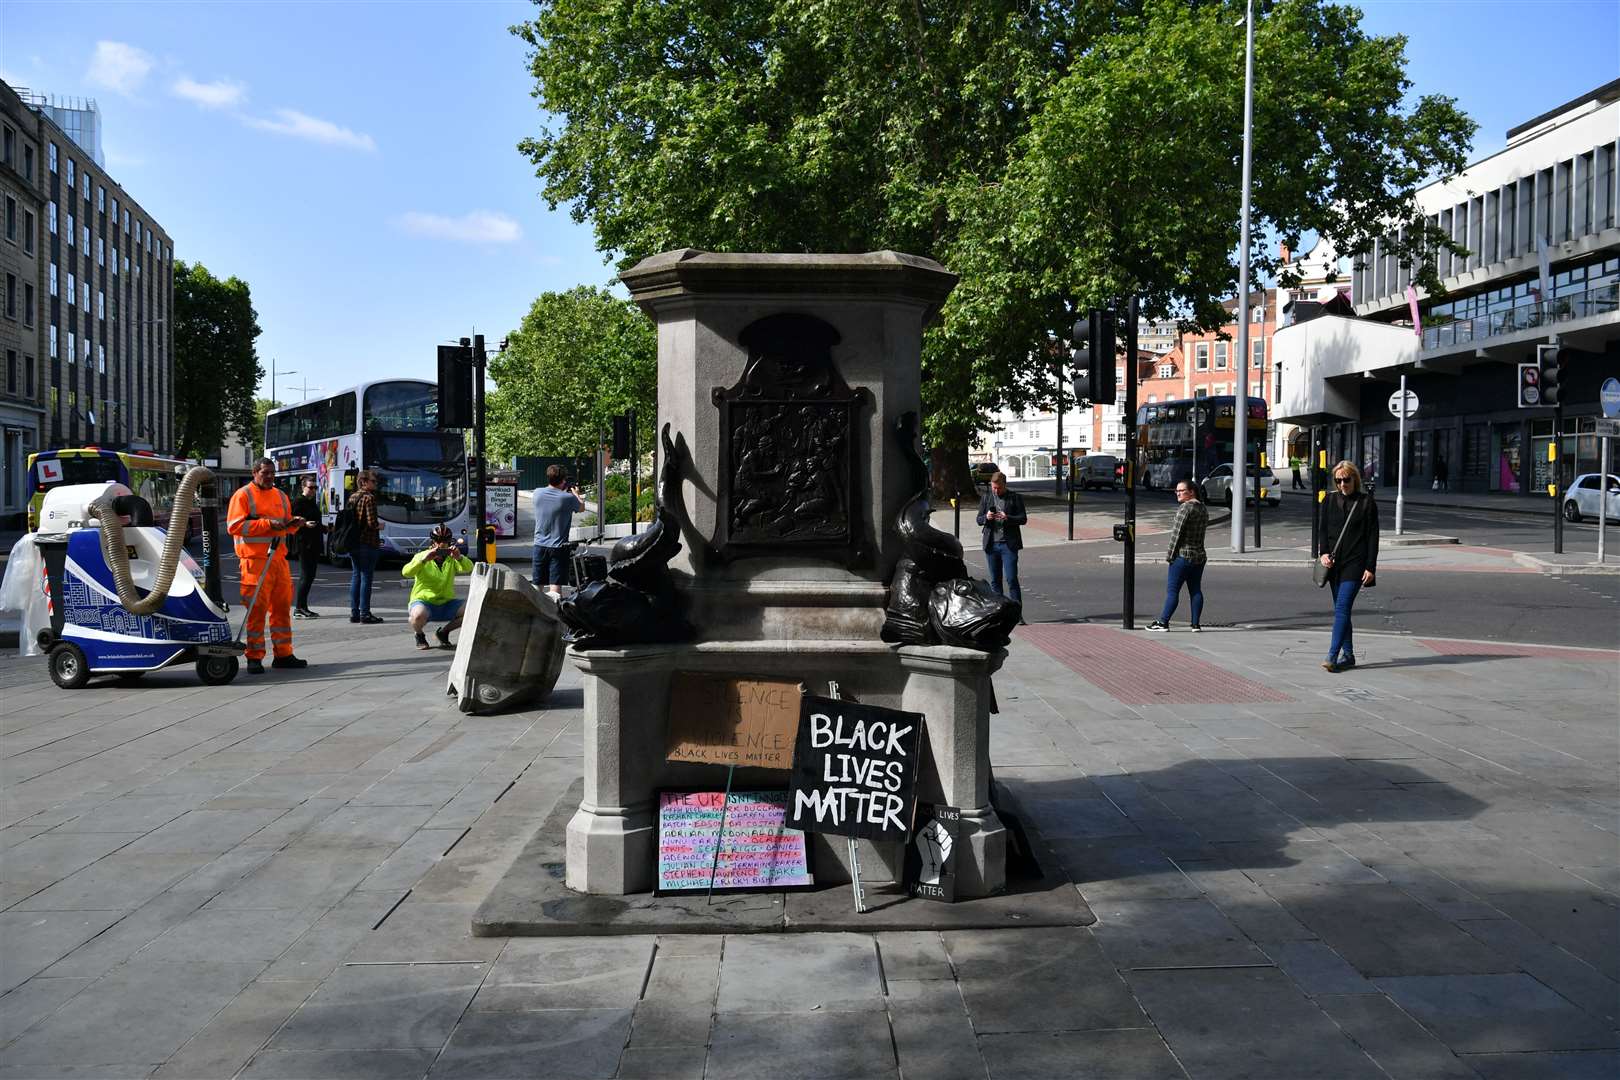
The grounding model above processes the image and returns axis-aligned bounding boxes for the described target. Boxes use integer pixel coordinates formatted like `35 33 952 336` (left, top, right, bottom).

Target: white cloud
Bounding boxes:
172 76 246 110
396 210 523 245
85 41 153 96
243 108 376 152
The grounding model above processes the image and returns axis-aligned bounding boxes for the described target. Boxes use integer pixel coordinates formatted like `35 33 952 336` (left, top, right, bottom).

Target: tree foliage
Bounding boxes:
173 261 262 459
513 0 1474 451
250 398 281 454
487 286 656 460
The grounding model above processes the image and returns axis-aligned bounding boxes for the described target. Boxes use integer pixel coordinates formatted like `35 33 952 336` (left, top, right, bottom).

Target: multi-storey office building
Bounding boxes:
1 83 45 525
3 82 175 477
1275 80 1618 495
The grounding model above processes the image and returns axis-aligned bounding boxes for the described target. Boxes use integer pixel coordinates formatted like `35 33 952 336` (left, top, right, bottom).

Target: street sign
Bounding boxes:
1601 377 1620 418
1596 418 1620 438
1387 389 1419 419
1517 362 1541 407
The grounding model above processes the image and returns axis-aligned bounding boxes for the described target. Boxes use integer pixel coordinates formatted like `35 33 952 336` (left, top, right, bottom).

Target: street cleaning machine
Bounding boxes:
0 466 245 688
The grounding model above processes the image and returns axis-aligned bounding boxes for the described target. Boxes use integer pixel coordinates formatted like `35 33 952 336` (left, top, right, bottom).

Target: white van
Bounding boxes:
1073 455 1120 491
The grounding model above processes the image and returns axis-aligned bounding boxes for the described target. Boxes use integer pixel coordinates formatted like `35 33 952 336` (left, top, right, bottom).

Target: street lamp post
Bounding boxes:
1231 0 1256 553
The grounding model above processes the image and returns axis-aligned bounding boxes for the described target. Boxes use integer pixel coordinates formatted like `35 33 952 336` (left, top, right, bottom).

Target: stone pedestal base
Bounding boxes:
563 640 1005 898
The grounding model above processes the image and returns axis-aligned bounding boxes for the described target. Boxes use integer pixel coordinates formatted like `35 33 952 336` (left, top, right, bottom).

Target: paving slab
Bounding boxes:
886 979 988 1080
1127 967 1385 1080
716 934 880 1014
705 1011 897 1080
426 1008 632 1080
0 976 94 1044
0 910 124 993
1088 897 1268 969
151 979 317 1080
1315 992 1483 1079
1377 973 1620 1054
265 963 485 1051
1460 1049 1620 1079
944 927 1145 1035
978 1028 1186 1080
239 1048 435 1079
474 937 653 1012
615 1045 706 1080
0 959 264 1067
1263 883 1518 976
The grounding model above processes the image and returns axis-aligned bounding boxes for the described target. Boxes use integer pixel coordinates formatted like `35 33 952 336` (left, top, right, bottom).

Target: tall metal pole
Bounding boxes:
1123 295 1140 629
472 334 490 562
1055 367 1065 500
1599 435 1609 564
1396 373 1408 536
1310 426 1324 557
1230 0 1255 552
629 409 639 536
1553 402 1564 554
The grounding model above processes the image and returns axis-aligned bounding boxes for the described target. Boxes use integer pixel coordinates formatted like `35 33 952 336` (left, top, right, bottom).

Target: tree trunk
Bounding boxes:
929 442 973 504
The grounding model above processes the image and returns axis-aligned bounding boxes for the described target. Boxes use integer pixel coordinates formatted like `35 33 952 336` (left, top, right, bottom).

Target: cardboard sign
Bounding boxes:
787 696 923 842
665 673 802 771
656 790 812 892
905 804 961 902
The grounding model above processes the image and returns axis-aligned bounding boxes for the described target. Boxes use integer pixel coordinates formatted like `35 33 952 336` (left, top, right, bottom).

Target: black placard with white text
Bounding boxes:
787 696 922 842
904 804 961 902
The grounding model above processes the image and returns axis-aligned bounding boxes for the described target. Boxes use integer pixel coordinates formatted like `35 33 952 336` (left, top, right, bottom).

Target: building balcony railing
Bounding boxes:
1421 282 1619 351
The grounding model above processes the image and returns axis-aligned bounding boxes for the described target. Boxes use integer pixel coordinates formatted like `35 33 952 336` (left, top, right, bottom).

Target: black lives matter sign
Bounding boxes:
787 696 923 842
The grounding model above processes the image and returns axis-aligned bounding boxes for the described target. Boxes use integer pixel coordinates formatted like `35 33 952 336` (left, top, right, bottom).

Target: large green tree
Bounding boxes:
487 286 656 461
514 0 1473 475
172 261 262 459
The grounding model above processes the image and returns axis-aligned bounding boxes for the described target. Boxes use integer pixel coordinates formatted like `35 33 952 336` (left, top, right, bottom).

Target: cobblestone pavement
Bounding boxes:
0 593 1615 1078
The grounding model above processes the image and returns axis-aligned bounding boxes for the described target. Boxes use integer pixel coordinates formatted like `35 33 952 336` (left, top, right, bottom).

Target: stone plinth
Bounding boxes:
620 249 958 641
564 640 1006 898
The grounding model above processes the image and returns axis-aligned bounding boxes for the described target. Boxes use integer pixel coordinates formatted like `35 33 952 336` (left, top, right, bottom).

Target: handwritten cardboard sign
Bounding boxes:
904 804 961 902
665 674 803 771
786 696 923 842
655 790 812 892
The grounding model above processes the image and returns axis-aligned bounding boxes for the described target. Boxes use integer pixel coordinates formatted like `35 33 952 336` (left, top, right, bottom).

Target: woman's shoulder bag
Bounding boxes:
1313 497 1360 588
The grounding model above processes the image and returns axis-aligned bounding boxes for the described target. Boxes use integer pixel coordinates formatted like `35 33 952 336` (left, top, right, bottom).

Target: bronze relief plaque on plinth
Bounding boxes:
711 312 871 565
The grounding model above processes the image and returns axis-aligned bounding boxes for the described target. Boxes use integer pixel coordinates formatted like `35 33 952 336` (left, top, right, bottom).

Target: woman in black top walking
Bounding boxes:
1147 479 1208 631
290 476 324 619
1316 461 1380 672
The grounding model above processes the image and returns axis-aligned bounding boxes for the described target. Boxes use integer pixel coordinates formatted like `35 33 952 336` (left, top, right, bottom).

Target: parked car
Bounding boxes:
1071 454 1120 491
1200 463 1282 507
1563 472 1620 523
971 461 1000 485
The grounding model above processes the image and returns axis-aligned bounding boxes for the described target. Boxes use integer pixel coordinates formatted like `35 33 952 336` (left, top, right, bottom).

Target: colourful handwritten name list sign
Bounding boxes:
657 790 812 892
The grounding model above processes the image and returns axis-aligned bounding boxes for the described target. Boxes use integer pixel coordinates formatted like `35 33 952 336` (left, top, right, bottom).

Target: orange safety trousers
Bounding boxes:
240 555 294 660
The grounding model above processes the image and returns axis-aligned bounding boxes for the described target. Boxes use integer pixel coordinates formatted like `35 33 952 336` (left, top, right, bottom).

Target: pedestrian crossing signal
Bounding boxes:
1516 362 1540 408
1538 344 1565 407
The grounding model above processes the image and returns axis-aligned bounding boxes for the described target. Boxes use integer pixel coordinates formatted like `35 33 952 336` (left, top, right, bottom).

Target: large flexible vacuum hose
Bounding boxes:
89 465 215 616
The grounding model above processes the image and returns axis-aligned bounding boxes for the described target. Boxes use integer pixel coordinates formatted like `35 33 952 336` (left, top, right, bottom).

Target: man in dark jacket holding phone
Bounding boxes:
976 472 1027 617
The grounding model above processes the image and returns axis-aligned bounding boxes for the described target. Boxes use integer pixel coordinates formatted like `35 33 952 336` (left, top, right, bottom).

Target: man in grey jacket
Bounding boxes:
975 472 1027 616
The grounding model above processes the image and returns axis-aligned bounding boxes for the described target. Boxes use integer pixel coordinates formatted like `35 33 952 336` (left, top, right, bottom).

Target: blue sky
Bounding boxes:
2 1 1615 403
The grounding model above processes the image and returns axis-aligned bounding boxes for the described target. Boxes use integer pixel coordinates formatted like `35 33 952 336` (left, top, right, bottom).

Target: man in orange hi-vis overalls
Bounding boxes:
227 458 310 674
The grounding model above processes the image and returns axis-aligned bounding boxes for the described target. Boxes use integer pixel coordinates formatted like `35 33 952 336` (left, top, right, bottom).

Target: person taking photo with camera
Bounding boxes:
402 524 475 651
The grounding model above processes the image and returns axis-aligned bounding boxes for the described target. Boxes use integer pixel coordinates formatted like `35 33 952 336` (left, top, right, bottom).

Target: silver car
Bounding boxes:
1563 473 1620 523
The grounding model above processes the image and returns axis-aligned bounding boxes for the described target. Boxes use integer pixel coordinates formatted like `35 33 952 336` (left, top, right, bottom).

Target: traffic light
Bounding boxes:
1538 344 1565 407
437 343 474 428
611 414 632 459
1070 308 1117 405
1516 362 1540 408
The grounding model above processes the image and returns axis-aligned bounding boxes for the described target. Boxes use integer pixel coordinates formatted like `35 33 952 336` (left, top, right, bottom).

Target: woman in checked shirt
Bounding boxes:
1147 479 1208 632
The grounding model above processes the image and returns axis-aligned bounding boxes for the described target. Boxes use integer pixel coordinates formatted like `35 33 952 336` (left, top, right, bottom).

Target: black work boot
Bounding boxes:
271 655 309 670
246 658 265 675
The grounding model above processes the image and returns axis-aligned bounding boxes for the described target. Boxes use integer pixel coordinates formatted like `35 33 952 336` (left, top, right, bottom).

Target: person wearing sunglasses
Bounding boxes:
1316 461 1380 672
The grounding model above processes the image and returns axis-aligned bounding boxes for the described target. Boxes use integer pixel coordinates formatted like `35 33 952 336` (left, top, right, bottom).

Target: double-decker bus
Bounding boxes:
264 379 470 558
26 448 206 534
1135 395 1268 491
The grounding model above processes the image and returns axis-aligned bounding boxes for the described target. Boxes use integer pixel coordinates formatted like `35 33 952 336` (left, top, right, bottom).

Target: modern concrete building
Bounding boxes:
1 83 45 526
1274 80 1618 495
4 81 175 468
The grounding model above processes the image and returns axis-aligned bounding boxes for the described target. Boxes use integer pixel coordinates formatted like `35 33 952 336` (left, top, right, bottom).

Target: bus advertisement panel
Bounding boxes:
265 379 470 558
